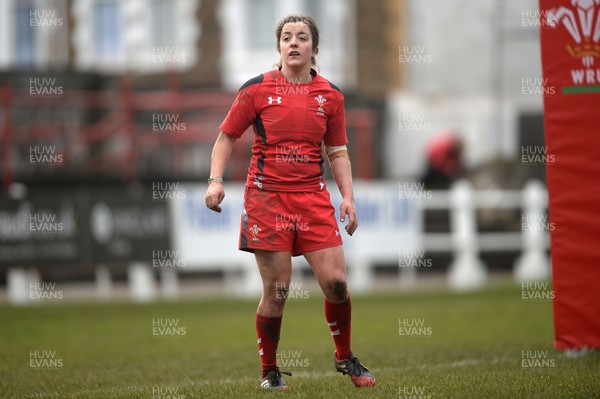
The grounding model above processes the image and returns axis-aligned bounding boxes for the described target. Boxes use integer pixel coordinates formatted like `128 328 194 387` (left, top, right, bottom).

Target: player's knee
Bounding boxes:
264 281 290 306
329 279 347 302
274 282 289 304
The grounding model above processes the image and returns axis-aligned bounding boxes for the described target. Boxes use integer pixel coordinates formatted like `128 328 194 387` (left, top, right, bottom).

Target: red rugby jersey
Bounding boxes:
219 68 348 192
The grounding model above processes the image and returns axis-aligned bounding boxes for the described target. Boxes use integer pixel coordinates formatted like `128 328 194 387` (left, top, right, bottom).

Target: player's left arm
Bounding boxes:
324 88 357 235
328 149 357 236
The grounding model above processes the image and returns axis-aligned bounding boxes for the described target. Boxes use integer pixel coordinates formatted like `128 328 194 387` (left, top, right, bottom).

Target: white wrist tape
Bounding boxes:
326 145 348 155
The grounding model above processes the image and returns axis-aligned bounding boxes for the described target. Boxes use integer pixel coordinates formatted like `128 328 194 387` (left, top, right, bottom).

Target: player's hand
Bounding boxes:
340 197 358 236
205 183 225 213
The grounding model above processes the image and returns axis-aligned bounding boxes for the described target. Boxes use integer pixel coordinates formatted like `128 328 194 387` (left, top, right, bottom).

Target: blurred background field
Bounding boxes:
1 284 599 399
0 0 588 397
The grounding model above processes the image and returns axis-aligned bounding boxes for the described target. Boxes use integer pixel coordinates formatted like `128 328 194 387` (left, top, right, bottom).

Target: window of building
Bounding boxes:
73 0 198 73
93 0 120 61
151 0 176 48
219 0 356 90
15 2 36 68
248 0 276 49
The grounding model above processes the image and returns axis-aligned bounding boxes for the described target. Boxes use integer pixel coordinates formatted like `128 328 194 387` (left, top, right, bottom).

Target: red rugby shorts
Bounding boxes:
239 187 343 256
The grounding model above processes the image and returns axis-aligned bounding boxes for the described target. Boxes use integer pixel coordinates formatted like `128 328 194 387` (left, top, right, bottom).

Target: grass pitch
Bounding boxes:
0 284 599 398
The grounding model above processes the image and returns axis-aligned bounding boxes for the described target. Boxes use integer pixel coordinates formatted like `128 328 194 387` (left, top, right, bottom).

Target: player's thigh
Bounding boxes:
241 187 295 253
291 190 342 256
255 249 293 286
303 245 346 285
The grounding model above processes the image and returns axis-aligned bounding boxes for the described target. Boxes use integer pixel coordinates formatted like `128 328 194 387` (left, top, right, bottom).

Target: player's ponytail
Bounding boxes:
275 14 320 68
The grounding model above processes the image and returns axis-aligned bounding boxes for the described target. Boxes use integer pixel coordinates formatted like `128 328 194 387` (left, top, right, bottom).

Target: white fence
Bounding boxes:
6 180 551 303
426 180 550 291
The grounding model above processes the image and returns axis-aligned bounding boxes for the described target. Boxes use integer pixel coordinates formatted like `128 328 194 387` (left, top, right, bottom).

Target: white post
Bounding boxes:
95 265 112 301
514 180 551 282
399 266 418 290
398 249 418 290
290 258 306 288
447 180 487 291
127 262 157 303
7 269 34 305
160 268 179 301
224 263 263 298
242 262 263 297
348 258 372 293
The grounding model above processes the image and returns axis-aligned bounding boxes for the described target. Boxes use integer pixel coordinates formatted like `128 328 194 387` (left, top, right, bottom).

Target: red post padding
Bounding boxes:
540 0 600 350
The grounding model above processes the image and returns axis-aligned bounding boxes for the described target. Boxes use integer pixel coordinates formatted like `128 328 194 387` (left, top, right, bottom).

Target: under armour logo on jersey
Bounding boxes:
268 96 282 104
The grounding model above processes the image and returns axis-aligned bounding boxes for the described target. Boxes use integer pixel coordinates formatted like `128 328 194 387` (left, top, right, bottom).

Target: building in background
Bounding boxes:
1 0 403 184
0 0 546 183
385 0 546 185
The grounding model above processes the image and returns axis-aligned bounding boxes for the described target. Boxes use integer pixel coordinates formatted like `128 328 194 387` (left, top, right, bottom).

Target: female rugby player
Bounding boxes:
205 14 375 390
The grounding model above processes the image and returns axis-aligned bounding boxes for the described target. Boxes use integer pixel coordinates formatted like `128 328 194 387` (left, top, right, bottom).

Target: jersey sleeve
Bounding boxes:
219 79 261 138
323 90 348 147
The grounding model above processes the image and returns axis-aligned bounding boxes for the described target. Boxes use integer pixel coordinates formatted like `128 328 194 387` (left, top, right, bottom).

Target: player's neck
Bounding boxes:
280 65 313 84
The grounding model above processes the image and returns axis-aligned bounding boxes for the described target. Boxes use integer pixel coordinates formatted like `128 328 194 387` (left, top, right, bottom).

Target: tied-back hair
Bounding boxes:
275 14 320 67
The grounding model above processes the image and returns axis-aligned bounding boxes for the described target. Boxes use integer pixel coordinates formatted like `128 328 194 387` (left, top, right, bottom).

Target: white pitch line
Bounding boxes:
15 357 514 398
189 357 514 385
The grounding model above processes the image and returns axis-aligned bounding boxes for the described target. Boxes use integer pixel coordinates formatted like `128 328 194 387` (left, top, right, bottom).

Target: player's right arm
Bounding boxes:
205 131 237 213
206 74 262 213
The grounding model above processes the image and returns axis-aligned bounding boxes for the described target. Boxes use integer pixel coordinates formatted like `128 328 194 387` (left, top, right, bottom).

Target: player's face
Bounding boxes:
279 22 316 69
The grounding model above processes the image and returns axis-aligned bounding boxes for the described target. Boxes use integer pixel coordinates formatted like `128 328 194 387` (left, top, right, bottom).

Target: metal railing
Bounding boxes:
1 76 378 188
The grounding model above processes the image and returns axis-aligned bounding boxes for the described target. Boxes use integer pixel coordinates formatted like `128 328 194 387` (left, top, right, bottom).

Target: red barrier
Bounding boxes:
1 77 377 183
540 0 600 350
